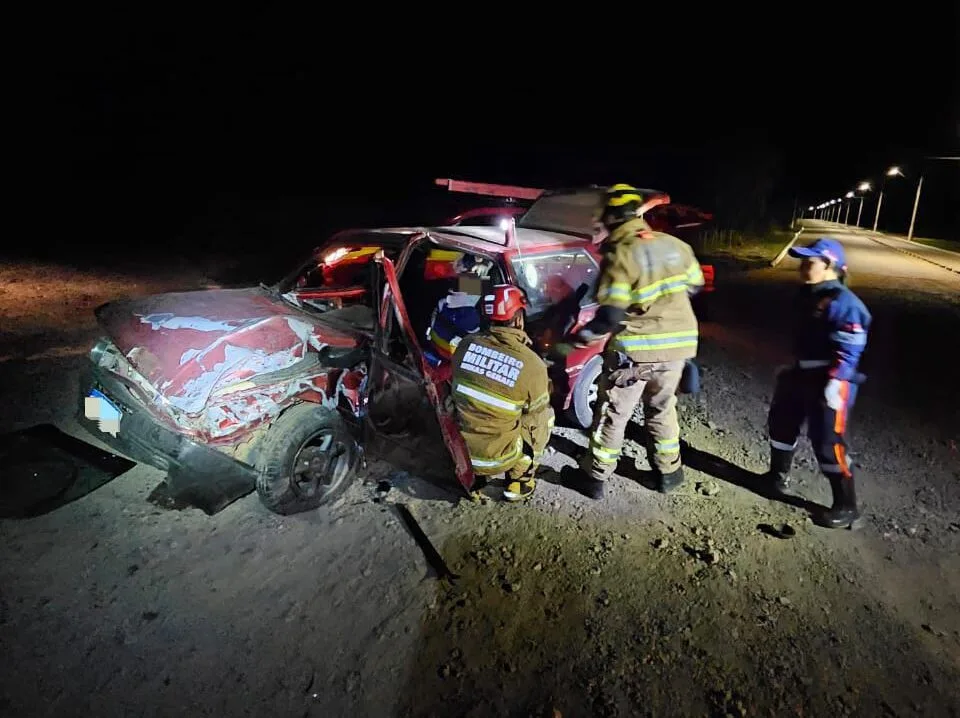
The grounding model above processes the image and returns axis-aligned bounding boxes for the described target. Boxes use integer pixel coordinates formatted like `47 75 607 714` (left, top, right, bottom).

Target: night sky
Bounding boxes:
39 10 960 259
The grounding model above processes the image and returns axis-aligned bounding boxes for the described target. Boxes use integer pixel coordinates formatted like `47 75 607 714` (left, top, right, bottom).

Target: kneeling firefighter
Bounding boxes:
450 284 555 502
767 237 871 529
572 184 705 498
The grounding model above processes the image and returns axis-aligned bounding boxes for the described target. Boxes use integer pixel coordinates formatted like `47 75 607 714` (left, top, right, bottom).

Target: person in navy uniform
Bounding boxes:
767 237 872 529
425 254 494 363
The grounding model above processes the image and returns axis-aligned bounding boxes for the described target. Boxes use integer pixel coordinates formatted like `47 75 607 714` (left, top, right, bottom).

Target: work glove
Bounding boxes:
824 378 844 411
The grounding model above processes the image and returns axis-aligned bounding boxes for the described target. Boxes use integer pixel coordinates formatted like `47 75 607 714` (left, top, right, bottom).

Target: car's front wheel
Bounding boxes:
567 354 603 430
255 403 359 515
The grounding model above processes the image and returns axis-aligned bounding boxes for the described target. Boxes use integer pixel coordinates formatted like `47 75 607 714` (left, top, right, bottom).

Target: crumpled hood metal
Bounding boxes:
95 287 361 414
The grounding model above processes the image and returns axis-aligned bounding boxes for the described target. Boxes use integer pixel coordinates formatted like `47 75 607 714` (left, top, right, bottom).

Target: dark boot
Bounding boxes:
568 469 606 500
767 447 794 493
815 474 860 529
657 467 684 493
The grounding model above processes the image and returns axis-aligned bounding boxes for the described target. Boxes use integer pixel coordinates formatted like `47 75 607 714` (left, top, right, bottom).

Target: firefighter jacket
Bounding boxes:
426 291 481 359
451 326 554 475
594 218 704 363
791 279 871 381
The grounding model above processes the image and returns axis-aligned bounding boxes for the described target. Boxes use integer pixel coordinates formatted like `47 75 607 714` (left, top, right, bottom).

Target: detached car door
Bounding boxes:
362 239 477 494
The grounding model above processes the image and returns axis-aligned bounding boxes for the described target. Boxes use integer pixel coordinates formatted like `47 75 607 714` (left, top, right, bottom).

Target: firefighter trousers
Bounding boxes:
585 354 685 481
767 367 858 480
487 407 555 482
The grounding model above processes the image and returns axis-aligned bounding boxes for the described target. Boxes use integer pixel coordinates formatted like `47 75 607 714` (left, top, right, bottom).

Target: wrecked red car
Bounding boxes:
79 184 714 515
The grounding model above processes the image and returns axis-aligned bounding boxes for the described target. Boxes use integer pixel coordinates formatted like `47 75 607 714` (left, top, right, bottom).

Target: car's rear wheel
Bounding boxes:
255 403 358 515
567 354 603 430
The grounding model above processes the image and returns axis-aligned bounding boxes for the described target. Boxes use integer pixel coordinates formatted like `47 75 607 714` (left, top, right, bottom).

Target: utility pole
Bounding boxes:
872 191 884 232
907 175 924 241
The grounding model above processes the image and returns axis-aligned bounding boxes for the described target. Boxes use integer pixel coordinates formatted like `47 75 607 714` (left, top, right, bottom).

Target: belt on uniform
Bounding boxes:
794 359 867 385
796 359 830 369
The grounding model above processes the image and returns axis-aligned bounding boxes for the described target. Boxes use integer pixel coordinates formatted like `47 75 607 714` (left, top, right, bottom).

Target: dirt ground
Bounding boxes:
0 255 958 717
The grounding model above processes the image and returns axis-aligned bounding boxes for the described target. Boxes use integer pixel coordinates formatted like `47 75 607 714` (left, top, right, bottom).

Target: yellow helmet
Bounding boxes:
600 184 645 227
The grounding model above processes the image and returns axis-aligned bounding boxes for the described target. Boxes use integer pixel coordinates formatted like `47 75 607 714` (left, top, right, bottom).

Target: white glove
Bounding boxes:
824 379 844 411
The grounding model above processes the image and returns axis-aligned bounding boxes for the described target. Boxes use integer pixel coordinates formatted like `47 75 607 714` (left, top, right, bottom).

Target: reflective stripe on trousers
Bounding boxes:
585 356 686 480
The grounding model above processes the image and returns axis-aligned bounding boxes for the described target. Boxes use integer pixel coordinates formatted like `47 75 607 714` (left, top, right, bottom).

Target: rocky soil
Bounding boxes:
0 257 958 717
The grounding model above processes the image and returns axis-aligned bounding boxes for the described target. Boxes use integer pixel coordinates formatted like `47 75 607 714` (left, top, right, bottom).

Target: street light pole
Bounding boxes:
907 175 924 241
872 190 884 231
873 166 903 232
856 197 864 227
844 201 850 224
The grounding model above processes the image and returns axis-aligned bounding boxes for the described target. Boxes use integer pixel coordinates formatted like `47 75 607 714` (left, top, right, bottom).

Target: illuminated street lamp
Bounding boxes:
854 182 871 227
843 191 854 224
906 157 959 241
873 166 904 232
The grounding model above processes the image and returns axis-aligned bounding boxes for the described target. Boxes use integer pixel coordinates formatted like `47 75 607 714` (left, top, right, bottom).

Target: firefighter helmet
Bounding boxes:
481 284 527 322
600 183 645 228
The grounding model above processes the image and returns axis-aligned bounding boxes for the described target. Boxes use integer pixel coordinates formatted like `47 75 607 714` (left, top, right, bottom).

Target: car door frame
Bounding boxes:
363 233 477 495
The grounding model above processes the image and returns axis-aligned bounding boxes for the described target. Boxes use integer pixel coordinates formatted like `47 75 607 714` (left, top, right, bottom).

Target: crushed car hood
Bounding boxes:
95 287 362 414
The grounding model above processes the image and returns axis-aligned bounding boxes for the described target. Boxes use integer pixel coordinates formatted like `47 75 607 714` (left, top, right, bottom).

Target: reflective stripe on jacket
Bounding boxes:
451 326 554 475
594 218 704 363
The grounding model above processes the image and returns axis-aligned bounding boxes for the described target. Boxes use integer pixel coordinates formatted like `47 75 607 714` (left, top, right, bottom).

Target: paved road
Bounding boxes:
704 218 960 440
790 220 960 286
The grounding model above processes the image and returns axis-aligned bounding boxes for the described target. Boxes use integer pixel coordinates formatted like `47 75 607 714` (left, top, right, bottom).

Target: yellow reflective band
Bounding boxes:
615 331 698 352
428 249 461 261
455 380 523 414
686 262 704 283
608 193 643 207
528 392 551 411
633 272 690 302
599 287 632 301
430 332 454 354
655 438 681 455
590 436 620 463
470 437 523 469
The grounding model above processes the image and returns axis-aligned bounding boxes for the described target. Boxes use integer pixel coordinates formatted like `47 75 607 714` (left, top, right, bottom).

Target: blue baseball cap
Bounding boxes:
788 237 847 270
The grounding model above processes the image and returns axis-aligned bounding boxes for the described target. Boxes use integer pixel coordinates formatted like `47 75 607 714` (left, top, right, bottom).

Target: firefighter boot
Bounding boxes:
657 467 684 494
504 458 537 503
503 479 536 502
767 447 794 493
815 474 860 529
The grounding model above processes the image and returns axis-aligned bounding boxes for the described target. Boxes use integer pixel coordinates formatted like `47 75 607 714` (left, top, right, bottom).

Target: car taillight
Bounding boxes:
701 265 715 291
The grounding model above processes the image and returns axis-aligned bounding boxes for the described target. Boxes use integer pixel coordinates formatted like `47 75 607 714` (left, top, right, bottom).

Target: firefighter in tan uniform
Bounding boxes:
450 284 554 502
572 184 704 497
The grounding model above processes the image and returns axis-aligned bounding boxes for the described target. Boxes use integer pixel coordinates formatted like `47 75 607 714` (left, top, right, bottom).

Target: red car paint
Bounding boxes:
91 287 368 445
81 183 716 506
375 247 476 492
438 180 716 414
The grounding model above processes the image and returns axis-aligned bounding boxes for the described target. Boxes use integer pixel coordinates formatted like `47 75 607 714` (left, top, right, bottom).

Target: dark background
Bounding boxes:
28 10 960 276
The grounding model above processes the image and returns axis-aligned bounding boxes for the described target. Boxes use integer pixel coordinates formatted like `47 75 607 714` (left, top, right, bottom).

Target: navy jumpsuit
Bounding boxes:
768 279 872 485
